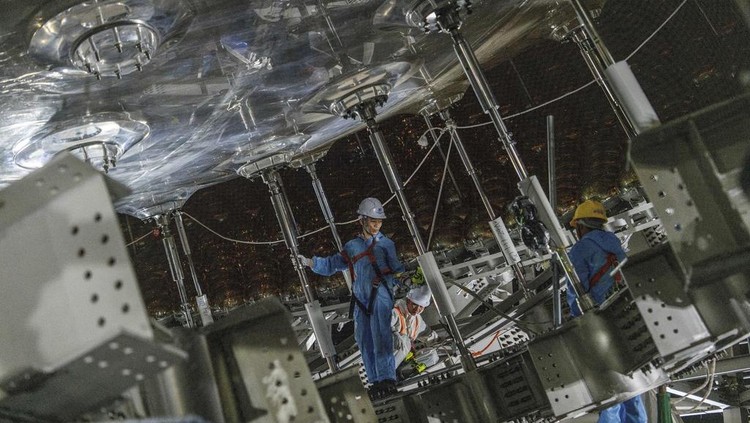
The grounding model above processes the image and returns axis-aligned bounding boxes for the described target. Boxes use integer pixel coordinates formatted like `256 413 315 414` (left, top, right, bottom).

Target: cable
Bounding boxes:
470 329 511 357
625 0 689 61
181 211 285 245
426 133 454 249
684 358 717 412
126 231 153 247
503 81 598 120
180 128 447 246
673 358 716 405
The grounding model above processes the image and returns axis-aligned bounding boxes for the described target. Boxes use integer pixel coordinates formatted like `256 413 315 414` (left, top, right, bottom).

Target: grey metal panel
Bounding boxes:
0 154 168 419
0 331 185 421
418 371 498 423
316 366 377 423
527 331 592 417
480 351 551 421
631 94 750 358
624 246 714 372
527 298 668 419
372 395 428 423
203 297 330 423
631 94 750 273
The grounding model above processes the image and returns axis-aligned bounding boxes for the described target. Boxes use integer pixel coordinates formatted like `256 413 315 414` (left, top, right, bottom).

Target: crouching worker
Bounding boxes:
391 285 439 380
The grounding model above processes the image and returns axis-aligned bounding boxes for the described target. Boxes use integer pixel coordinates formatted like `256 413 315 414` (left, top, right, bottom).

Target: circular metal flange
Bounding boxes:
300 61 417 120
236 152 295 179
229 134 310 165
13 112 149 171
405 0 472 32
28 0 193 78
332 84 390 119
548 8 601 42
418 91 465 117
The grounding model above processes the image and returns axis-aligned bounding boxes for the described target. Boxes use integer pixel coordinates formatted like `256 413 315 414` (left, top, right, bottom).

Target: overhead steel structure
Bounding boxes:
1 1 750 423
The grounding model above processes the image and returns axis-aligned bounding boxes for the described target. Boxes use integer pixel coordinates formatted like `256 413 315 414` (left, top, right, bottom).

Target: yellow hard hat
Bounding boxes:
570 199 607 226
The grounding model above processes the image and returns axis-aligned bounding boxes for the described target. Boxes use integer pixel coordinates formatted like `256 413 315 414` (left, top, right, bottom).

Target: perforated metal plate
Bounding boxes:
0 331 185 420
624 246 713 371
316 366 376 423
0 154 159 418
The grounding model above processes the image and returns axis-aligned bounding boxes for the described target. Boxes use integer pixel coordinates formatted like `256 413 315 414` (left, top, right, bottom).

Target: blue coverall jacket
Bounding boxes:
311 232 404 384
566 229 646 423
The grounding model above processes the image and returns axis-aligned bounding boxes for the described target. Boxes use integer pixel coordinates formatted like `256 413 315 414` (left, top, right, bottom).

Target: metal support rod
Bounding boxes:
174 211 204 297
547 115 562 326
448 28 528 181
262 169 338 372
421 114 463 198
355 101 475 371
438 109 493 218
555 249 595 313
546 115 556 211
263 170 318 303
569 0 615 66
439 108 530 298
359 103 427 254
174 211 214 326
306 163 353 292
568 28 638 139
156 214 195 328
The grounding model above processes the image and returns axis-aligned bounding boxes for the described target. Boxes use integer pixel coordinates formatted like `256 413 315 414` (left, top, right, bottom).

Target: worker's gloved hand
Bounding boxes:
297 254 313 268
410 266 425 286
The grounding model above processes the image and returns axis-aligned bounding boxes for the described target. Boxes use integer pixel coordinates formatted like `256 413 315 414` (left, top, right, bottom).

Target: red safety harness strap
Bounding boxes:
343 237 393 317
588 253 622 290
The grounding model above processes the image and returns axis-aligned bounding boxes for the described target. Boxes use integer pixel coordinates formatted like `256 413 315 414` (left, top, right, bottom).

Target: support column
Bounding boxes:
155 214 195 328
547 115 563 327
437 108 530 298
262 169 338 373
356 101 427 254
569 0 660 134
421 114 463 198
305 163 353 292
568 27 638 139
174 211 214 326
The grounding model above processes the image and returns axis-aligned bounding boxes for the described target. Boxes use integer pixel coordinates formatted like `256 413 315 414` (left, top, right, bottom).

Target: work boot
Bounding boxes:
368 380 398 400
379 379 397 398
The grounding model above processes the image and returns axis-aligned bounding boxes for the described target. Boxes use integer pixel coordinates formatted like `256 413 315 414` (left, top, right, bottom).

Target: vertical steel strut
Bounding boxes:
174 211 214 326
262 169 338 373
155 213 195 328
306 163 353 292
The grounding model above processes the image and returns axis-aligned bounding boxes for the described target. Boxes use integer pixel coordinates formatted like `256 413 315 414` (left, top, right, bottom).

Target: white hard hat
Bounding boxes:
407 285 431 307
357 197 386 219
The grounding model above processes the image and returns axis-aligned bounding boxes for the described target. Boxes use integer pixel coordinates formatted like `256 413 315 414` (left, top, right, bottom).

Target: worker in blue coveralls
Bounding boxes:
298 197 404 398
566 199 646 423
